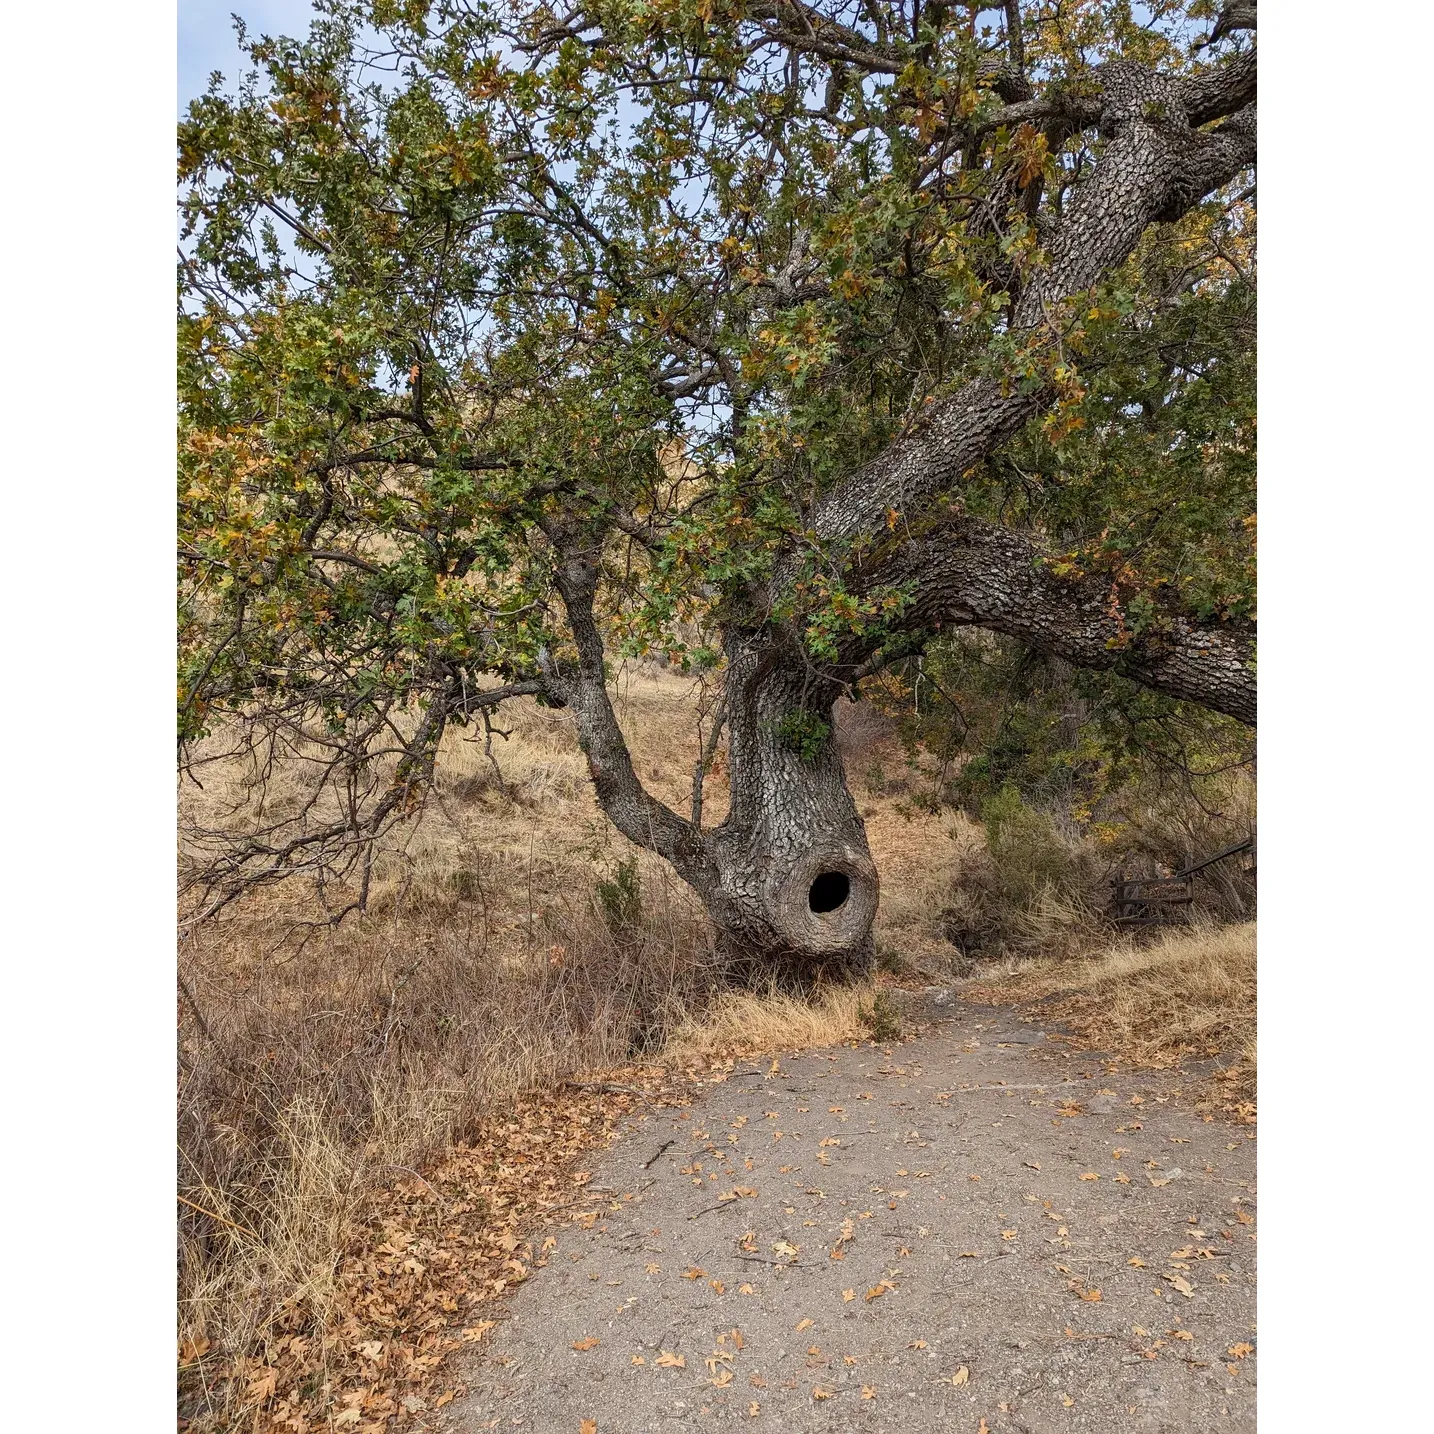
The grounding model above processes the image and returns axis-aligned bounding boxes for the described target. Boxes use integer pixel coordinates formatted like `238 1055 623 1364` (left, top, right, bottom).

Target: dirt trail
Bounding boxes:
448 999 1256 1433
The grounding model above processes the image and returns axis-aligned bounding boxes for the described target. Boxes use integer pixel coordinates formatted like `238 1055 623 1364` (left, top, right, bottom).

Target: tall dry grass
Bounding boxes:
965 920 1257 1096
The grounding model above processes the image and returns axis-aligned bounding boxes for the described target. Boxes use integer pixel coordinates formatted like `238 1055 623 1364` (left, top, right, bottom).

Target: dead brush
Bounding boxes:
964 920 1257 1097
176 865 713 1429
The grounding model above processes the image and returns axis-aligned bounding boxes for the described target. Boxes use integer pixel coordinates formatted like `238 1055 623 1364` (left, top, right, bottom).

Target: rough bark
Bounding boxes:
798 102 1256 557
858 515 1256 724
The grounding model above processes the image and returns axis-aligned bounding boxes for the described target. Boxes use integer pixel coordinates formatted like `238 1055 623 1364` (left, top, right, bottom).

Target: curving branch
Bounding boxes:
854 515 1255 724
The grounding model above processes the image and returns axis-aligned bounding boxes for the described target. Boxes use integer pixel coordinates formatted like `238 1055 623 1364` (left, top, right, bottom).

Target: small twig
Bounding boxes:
177 1194 260 1241
642 1139 676 1170
733 1253 801 1268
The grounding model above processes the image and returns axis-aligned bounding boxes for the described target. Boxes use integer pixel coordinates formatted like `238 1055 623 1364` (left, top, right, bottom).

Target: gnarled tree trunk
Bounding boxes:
701 633 879 978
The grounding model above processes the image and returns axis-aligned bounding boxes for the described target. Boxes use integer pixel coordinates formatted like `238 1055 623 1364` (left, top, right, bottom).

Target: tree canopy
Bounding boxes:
179 0 1255 948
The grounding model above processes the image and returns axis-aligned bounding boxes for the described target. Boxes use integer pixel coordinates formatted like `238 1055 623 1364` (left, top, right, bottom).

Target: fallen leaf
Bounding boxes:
1001 1229 1017 1240
1165 1273 1195 1297
739 1282 755 1295
631 1355 646 1365
952 1365 970 1386
862 1384 877 1399
1062 1394 1075 1407
907 1339 927 1349
710 1279 726 1294
1128 1257 1147 1268
865 1280 896 1301
1228 1342 1254 1359
581 1422 597 1434
572 1337 600 1351
1079 1172 1100 1181
712 1369 734 1387
796 1318 815 1332
682 1267 707 1280
842 1288 856 1302
656 1351 686 1368
979 1421 990 1434
748 1402 760 1416
772 1240 800 1259
1023 1161 1041 1171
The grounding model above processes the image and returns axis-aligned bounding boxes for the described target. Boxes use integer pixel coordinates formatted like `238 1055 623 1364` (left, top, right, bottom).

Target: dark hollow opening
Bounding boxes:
808 870 851 914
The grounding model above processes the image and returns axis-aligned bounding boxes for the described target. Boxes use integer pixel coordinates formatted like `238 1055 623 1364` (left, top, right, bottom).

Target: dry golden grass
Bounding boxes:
964 920 1256 1094
660 979 881 1065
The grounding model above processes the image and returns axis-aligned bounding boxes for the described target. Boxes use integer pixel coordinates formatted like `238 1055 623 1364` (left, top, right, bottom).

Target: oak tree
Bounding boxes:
179 0 1256 973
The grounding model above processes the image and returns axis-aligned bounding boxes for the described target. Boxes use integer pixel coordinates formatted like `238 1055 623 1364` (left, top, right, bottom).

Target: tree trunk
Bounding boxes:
546 543 878 981
701 633 879 980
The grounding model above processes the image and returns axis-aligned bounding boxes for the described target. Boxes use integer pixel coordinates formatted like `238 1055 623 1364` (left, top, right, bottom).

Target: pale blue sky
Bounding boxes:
179 0 321 113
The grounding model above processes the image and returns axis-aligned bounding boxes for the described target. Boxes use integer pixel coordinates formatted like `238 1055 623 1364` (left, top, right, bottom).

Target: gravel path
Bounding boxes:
448 1000 1256 1433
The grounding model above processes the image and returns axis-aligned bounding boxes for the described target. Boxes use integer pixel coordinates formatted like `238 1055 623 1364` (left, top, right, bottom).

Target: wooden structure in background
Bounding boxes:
1110 836 1256 928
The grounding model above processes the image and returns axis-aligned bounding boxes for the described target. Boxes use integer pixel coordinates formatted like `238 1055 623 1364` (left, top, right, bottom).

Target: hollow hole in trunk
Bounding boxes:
808 870 851 914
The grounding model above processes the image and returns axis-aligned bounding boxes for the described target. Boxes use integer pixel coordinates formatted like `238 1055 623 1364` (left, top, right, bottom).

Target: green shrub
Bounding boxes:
858 990 902 1041
596 856 643 936
980 783 1078 904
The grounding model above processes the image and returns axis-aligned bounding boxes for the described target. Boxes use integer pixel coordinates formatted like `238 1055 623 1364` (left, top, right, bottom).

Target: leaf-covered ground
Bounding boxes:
446 999 1255 1432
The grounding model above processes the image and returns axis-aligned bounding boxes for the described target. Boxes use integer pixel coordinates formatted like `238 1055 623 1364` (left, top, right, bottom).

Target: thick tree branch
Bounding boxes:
544 543 718 884
858 515 1256 724
801 98 1256 555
